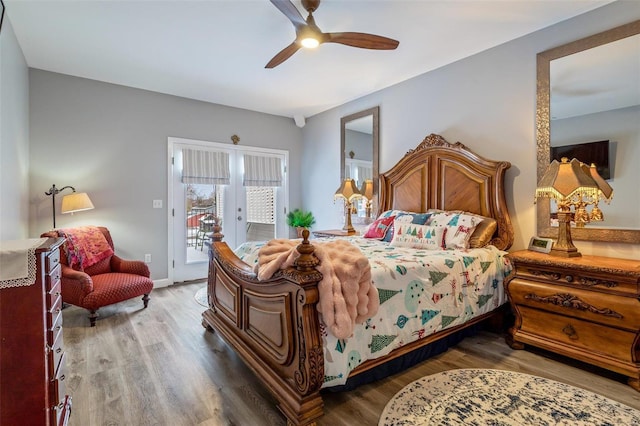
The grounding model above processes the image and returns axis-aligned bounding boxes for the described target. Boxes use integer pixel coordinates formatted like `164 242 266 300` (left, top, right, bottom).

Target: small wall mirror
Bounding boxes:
341 106 379 218
536 20 640 243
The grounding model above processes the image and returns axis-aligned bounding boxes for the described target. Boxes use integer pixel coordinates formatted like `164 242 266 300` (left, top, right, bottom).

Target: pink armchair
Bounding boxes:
42 226 153 326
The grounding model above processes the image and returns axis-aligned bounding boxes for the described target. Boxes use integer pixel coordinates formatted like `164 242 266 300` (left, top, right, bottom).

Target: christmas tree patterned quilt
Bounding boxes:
235 237 512 387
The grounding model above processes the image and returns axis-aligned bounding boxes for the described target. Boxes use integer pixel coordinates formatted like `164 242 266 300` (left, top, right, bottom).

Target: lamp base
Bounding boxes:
343 200 356 234
340 227 358 235
549 245 582 258
551 211 581 257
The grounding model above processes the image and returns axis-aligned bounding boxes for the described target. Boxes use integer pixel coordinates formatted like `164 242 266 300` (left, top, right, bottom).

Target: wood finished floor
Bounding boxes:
62 281 640 426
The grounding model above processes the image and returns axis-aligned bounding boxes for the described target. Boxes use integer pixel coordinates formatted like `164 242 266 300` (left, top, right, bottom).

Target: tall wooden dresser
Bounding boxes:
0 237 71 425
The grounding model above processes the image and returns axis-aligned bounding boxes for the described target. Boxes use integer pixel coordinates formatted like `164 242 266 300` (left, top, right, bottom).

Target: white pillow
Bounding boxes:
426 211 481 249
390 223 446 250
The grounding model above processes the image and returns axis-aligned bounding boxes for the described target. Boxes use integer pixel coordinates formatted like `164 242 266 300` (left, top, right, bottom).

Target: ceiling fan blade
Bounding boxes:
326 32 399 50
270 0 306 29
265 42 301 68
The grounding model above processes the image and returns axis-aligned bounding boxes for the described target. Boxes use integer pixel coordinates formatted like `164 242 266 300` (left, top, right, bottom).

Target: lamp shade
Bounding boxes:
535 158 599 201
581 162 613 203
61 192 94 214
334 179 362 202
359 179 374 200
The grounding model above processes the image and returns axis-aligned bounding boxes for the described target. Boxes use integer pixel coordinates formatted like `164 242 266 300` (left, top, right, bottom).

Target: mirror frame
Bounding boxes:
340 106 380 197
536 20 640 244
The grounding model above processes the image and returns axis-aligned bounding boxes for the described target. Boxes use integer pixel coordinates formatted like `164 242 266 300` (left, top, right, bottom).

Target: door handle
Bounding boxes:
237 216 242 221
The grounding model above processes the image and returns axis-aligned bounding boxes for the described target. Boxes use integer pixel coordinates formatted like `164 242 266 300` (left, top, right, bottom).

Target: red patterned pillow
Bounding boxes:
363 216 396 239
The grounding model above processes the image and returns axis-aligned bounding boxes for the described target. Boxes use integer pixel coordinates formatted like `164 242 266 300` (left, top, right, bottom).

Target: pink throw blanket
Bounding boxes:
57 226 113 270
256 239 379 339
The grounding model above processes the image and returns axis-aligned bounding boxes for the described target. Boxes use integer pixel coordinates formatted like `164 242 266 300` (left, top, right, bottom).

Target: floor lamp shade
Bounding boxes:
61 192 94 214
45 184 94 228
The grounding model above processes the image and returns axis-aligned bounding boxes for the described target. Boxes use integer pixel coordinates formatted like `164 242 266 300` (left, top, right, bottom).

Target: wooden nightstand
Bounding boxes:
312 229 358 238
505 250 640 390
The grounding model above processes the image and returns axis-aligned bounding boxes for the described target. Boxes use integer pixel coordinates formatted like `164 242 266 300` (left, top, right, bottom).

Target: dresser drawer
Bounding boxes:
46 263 61 292
512 259 639 296
47 306 64 346
47 291 63 328
46 278 62 307
517 305 636 363
46 248 61 272
48 342 65 382
52 395 72 426
508 278 640 330
50 352 68 412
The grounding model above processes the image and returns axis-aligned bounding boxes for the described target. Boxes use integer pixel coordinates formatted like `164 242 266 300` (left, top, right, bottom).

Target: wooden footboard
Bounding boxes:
202 230 326 426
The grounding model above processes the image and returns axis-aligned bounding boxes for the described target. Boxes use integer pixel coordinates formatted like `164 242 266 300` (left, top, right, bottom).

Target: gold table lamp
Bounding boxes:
535 157 613 257
334 179 362 234
359 179 374 218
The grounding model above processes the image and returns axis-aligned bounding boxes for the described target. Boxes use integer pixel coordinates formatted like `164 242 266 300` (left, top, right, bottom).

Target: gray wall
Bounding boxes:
0 19 30 240
302 1 640 260
29 70 303 279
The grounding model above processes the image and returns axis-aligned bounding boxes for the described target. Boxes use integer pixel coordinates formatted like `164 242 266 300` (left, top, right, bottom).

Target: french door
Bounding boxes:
168 137 288 283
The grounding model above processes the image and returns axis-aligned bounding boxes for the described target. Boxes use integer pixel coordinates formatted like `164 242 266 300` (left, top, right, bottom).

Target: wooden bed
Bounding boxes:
202 133 514 426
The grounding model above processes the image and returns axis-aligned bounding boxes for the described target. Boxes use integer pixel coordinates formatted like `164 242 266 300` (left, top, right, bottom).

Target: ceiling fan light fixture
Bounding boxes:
300 37 320 48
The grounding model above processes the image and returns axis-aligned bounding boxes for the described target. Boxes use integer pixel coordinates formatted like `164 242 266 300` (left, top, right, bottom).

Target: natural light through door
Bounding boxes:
169 137 288 283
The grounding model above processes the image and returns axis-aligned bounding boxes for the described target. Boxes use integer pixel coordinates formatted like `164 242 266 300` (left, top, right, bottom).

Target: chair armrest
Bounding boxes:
60 264 93 295
111 255 151 277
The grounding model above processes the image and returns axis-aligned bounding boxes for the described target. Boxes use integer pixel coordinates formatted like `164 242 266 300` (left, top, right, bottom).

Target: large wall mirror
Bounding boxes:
536 20 640 244
341 106 379 217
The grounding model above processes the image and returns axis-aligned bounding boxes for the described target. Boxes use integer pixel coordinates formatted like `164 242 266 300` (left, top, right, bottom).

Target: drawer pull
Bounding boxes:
56 347 62 354
562 324 578 340
565 275 573 282
59 374 66 382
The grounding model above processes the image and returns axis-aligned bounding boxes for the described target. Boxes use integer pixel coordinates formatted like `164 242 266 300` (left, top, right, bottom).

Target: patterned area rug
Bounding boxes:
379 369 640 426
194 286 207 307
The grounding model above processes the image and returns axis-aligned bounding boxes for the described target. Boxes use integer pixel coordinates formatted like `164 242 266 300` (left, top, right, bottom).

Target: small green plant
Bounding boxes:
286 209 316 228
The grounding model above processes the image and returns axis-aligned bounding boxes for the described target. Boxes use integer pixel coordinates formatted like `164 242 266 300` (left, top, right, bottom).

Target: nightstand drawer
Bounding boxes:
516 264 638 296
517 305 636 363
508 278 640 330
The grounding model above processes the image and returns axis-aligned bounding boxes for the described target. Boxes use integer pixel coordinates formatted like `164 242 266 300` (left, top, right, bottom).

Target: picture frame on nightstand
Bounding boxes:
527 236 554 253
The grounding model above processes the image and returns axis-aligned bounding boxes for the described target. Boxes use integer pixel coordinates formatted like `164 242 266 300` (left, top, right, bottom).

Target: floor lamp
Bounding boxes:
45 184 94 228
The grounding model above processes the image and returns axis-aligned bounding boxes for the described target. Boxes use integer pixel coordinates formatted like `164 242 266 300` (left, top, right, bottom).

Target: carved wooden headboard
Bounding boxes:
378 134 514 250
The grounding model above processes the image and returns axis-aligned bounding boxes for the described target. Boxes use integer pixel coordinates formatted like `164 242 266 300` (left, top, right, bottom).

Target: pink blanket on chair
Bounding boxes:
255 238 379 339
57 226 113 270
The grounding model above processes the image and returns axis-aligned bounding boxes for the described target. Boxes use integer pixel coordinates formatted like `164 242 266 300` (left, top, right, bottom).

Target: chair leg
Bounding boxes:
142 293 150 308
88 310 98 327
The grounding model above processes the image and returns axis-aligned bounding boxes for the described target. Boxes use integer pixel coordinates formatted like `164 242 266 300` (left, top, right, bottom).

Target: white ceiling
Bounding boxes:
6 0 614 119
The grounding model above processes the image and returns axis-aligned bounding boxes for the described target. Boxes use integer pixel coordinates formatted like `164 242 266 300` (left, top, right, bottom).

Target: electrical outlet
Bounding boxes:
144 254 152 263
152 200 162 209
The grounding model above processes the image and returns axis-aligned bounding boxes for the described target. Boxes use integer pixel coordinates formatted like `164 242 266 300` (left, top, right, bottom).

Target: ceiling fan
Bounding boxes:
266 0 400 68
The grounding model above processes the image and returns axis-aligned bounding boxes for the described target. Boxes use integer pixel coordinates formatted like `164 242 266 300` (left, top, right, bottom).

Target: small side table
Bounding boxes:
312 229 358 238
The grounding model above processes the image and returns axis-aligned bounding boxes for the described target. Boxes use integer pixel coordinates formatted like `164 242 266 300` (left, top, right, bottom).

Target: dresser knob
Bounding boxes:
562 324 578 340
565 275 573 282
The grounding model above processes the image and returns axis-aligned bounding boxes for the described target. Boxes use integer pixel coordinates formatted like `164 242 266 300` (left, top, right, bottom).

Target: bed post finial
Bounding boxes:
294 229 319 271
211 216 224 242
